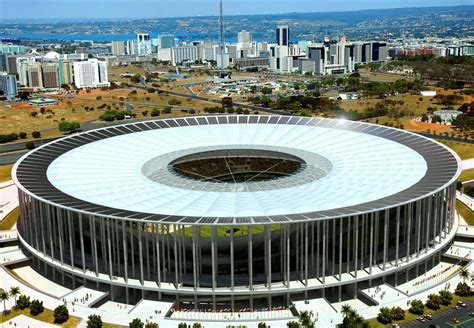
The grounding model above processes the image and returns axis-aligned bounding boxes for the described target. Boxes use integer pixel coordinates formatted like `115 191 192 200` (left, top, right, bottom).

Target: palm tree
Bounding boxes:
340 304 353 319
9 286 20 307
0 288 10 313
460 269 470 283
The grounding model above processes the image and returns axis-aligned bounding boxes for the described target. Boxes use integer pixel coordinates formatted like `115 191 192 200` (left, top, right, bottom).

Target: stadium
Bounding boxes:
13 115 461 312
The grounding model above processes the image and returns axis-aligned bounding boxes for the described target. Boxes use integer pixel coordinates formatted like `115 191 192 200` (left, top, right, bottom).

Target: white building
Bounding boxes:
136 33 152 55
73 59 109 89
172 46 199 65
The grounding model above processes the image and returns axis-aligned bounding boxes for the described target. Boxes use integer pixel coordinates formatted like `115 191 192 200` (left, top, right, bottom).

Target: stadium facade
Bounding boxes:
13 116 461 309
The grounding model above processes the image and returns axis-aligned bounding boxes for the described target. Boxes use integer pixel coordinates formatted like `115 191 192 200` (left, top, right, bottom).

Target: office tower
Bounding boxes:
0 72 17 99
171 46 199 65
112 41 127 55
157 35 175 49
276 25 289 46
238 30 251 44
42 63 60 89
58 60 73 86
20 62 43 88
136 33 152 55
0 54 7 72
307 45 326 75
73 59 109 89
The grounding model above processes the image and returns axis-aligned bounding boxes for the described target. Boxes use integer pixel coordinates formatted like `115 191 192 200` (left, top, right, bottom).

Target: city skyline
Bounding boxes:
0 0 471 19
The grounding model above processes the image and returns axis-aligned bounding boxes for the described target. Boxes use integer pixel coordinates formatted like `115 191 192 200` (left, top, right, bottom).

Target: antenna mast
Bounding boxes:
219 0 225 69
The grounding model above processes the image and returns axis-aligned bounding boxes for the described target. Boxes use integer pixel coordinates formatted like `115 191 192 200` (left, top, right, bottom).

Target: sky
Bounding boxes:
0 0 471 19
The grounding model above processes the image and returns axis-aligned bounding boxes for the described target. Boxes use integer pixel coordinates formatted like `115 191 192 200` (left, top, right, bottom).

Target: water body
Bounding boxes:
0 32 295 43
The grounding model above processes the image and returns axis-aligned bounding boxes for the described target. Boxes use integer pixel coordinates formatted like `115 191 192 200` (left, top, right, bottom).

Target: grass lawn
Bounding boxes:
0 207 19 230
0 164 13 182
456 200 474 225
438 140 474 160
0 307 81 327
367 294 474 327
459 169 474 183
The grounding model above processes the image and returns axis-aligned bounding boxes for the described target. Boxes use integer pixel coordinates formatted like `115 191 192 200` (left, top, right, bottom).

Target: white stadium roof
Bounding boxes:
46 122 428 217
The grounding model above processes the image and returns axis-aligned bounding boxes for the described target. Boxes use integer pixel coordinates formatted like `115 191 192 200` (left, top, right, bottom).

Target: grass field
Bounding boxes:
438 140 474 160
0 164 13 182
457 200 474 225
0 207 19 230
367 294 474 328
459 169 474 183
0 307 81 327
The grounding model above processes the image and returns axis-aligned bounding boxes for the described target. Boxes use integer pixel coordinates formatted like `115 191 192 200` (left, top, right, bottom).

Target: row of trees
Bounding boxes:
0 131 41 144
58 121 81 134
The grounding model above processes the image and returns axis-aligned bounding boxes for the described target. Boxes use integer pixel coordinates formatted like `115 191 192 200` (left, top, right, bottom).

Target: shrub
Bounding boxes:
390 306 405 321
377 307 393 324
32 131 41 138
19 132 27 139
455 282 472 296
188 109 196 114
426 293 442 310
409 299 424 315
129 318 144 328
151 109 160 117
168 98 182 106
162 107 172 114
53 304 69 324
439 289 453 305
144 323 159 328
25 142 35 150
87 314 103 328
30 299 44 316
16 295 30 310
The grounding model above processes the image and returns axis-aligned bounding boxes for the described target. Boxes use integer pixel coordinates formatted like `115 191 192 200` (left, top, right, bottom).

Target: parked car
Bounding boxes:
457 301 466 307
452 318 460 324
452 305 460 310
424 314 433 320
468 312 474 317
417 317 426 322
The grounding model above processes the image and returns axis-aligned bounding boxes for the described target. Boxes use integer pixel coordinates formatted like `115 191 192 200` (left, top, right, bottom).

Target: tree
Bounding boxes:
9 286 20 307
87 314 103 328
338 304 368 328
30 299 44 316
222 96 233 108
58 121 80 134
377 307 393 324
390 306 405 321
177 323 187 328
287 321 301 328
0 288 9 313
32 131 41 138
18 132 27 139
258 322 268 328
460 269 470 283
168 98 182 106
439 289 453 305
16 295 30 310
53 305 69 324
192 323 202 328
151 109 160 117
144 323 159 328
30 111 38 118
455 282 472 296
162 107 172 114
129 318 144 328
426 293 442 310
131 74 141 84
409 299 424 315
261 87 272 95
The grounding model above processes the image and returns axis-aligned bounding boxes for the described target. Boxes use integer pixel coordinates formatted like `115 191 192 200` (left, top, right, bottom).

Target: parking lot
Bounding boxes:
400 300 473 327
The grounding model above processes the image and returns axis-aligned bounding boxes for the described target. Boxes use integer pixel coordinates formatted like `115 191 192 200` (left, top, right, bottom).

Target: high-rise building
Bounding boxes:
276 25 289 46
237 30 251 44
307 45 326 74
0 54 8 72
0 72 17 99
136 33 152 55
112 41 127 55
172 46 199 65
58 60 74 86
157 35 175 49
42 63 60 89
73 59 109 89
21 62 43 89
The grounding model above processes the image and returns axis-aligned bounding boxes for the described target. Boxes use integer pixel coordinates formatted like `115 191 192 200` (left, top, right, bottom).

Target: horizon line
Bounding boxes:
0 4 472 22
